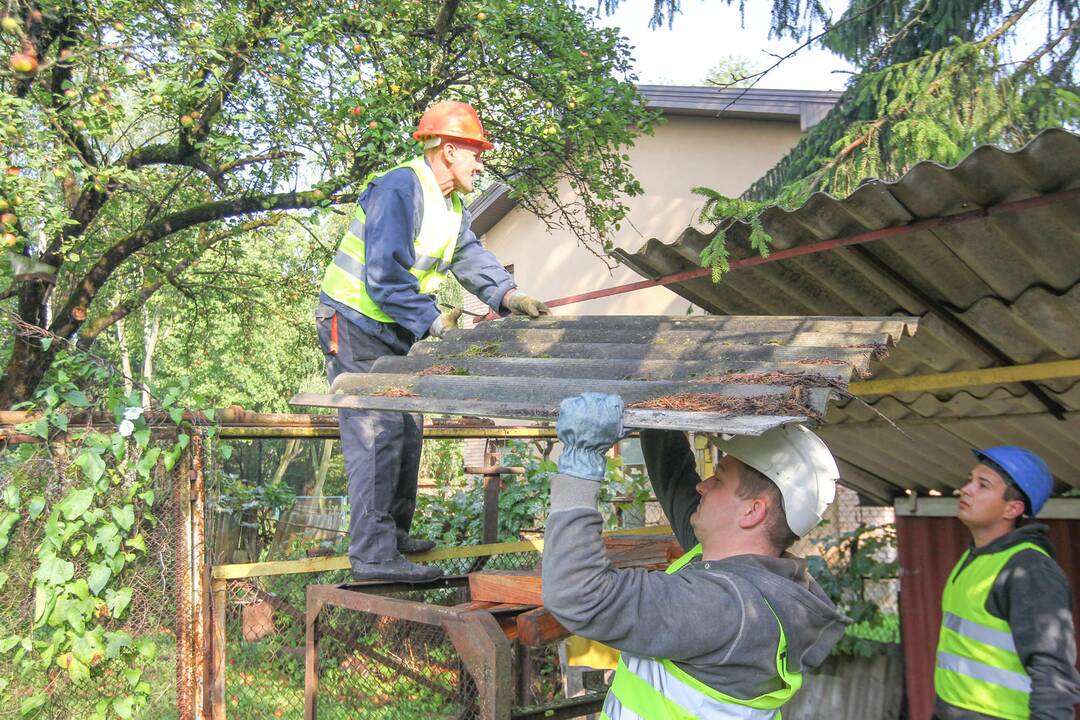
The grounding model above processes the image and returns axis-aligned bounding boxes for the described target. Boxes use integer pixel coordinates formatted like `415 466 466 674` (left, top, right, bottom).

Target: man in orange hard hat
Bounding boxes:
317 100 550 583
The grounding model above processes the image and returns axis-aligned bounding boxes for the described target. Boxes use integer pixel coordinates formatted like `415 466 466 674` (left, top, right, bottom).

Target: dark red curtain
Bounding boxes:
897 516 1080 720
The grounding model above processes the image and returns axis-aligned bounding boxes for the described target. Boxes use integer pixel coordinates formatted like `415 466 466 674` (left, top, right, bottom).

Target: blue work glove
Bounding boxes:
556 393 624 481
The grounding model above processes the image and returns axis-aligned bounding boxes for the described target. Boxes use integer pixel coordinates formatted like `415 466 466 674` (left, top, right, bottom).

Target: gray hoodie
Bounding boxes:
542 429 849 699
934 524 1080 720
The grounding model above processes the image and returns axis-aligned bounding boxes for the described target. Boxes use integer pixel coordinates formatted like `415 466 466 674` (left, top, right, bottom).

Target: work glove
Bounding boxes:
428 306 462 339
556 393 624 481
506 291 551 318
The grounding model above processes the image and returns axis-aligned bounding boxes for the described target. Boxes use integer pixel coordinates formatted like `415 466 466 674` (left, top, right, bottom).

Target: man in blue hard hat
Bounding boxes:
934 446 1080 719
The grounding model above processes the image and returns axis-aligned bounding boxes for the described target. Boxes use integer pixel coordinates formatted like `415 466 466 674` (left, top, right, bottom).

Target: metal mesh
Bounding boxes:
219 552 543 719
316 603 479 720
0 456 186 720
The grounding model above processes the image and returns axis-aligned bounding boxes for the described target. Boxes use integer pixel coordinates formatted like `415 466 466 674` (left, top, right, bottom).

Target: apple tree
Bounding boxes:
0 0 656 406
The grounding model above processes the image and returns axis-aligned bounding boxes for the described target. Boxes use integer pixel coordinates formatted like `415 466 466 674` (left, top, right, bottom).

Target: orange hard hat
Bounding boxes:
413 101 493 151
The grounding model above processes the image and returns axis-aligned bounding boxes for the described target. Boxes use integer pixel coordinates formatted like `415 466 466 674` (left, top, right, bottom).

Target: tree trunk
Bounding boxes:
310 440 335 512
270 438 304 487
116 320 134 397
0 282 56 409
140 305 161 408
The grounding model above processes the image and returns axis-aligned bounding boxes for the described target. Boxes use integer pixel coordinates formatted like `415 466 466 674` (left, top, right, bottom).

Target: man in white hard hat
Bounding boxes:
542 393 850 718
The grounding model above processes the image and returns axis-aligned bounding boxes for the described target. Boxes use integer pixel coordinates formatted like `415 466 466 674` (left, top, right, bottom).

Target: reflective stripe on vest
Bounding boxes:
600 544 802 720
934 542 1047 720
320 156 462 323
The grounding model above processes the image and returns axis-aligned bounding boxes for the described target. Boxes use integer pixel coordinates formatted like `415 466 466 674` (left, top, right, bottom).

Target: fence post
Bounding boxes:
210 577 227 720
176 443 194 719
482 472 502 545
191 431 208 718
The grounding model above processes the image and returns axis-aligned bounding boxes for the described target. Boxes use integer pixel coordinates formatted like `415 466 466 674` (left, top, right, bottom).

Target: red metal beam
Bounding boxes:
504 187 1080 314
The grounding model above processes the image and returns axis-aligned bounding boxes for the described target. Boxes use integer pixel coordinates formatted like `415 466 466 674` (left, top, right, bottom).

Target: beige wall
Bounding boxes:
469 115 804 317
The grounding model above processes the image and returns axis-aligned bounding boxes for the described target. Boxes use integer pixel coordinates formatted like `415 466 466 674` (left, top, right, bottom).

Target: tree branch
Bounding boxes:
51 184 354 339
76 215 284 346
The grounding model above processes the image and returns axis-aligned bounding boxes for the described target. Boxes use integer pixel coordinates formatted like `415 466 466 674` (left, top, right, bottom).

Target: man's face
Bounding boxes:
958 463 1024 529
690 454 749 541
445 141 485 193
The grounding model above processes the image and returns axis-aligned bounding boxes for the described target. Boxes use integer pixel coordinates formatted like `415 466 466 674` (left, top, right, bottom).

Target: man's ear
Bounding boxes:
1002 499 1026 522
739 497 769 530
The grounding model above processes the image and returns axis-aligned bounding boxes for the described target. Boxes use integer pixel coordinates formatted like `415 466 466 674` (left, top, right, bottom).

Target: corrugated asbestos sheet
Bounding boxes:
292 315 917 436
613 129 1080 501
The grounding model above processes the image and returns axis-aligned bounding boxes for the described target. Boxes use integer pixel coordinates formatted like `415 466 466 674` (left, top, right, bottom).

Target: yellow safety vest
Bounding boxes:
935 542 1047 719
600 544 804 719
320 156 463 323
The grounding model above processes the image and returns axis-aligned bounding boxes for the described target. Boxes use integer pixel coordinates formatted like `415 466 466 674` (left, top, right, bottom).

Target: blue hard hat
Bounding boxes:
971 446 1054 516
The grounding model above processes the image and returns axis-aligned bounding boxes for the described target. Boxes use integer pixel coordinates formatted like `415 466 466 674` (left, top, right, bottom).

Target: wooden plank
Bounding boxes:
482 474 502 544
849 358 1080 396
517 607 571 647
212 525 674 580
605 534 682 569
469 535 683 604
290 392 818 435
469 571 544 605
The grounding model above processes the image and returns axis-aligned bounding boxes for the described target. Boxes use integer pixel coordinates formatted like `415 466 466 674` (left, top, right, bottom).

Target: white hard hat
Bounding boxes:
710 424 839 537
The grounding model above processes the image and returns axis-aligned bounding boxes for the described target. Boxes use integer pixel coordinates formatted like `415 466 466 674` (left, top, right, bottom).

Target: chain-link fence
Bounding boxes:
0 446 196 720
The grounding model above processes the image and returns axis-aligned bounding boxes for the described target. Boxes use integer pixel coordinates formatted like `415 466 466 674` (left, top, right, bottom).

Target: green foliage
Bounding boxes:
693 193 775 281
414 440 643 545
414 440 555 545
805 524 900 657
419 438 465 489
0 348 216 719
1 0 657 405
597 456 653 529
703 55 757 88
688 1 1078 275
210 473 296 550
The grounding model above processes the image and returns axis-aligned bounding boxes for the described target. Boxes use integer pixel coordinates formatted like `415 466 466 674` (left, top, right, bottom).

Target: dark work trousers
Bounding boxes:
315 304 422 564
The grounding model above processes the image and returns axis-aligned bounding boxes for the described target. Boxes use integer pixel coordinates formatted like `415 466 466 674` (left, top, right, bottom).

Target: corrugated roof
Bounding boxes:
614 128 1080 501
292 315 917 436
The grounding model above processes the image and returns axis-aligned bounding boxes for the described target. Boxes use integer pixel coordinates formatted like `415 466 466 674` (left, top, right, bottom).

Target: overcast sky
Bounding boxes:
592 0 856 90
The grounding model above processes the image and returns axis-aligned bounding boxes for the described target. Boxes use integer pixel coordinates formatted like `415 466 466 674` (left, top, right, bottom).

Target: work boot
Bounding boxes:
397 536 436 554
350 554 443 583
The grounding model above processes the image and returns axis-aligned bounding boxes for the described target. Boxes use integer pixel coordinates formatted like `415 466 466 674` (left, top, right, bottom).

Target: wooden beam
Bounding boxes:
469 570 544 605
517 607 571 647
849 359 1080 396
211 525 674 580
468 534 682 605
894 496 1080 519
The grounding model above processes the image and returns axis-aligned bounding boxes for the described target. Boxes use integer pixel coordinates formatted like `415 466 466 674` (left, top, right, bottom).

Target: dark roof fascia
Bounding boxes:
637 85 841 131
467 85 841 235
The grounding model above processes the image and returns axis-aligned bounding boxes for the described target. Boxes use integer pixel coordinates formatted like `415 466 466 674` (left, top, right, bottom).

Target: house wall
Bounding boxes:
470 115 805 316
